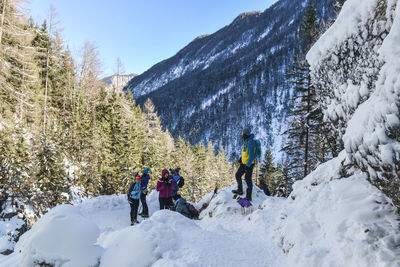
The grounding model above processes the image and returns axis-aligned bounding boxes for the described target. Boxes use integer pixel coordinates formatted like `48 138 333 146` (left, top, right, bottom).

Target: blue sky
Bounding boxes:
25 0 277 77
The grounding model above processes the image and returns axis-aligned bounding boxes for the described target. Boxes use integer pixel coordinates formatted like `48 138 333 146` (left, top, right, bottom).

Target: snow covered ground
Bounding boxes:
0 168 398 267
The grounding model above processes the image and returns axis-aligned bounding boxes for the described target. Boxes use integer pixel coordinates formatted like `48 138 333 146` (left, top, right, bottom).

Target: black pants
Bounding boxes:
130 199 139 222
140 192 149 215
159 197 172 210
235 163 254 198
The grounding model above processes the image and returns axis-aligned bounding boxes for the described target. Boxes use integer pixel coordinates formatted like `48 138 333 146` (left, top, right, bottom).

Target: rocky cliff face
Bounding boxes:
102 74 136 93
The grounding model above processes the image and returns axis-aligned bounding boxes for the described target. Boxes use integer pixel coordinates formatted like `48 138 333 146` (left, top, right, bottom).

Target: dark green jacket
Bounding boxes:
175 198 191 218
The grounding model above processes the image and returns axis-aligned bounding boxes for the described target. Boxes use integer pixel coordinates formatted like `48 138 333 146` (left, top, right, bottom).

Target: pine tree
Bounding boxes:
215 148 232 189
33 138 68 213
283 1 327 181
0 0 37 124
192 143 207 201
0 126 32 201
258 147 285 195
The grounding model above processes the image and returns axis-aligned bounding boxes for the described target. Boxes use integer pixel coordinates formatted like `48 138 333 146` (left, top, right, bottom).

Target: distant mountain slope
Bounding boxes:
126 0 337 158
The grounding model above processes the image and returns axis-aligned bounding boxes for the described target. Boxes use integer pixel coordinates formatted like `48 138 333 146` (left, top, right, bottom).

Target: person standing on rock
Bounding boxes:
232 126 257 201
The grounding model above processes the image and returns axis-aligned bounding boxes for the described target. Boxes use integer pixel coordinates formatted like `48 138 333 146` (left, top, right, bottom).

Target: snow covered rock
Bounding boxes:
0 216 25 255
10 205 102 267
308 0 400 207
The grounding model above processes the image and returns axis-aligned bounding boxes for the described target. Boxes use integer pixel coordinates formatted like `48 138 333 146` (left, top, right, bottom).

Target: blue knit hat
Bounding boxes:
142 168 149 175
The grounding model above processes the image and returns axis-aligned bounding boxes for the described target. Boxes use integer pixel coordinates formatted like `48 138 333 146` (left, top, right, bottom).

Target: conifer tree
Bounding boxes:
0 0 37 124
215 148 232 189
283 1 327 180
258 147 284 195
33 138 68 212
192 143 207 200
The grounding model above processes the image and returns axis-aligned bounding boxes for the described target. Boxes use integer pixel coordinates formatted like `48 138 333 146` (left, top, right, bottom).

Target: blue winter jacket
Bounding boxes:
128 182 141 199
241 134 256 167
141 174 150 193
172 174 181 196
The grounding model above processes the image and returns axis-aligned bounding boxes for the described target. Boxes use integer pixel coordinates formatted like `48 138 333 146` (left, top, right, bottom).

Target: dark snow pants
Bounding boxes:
130 199 139 222
235 163 254 198
159 197 172 210
140 192 149 215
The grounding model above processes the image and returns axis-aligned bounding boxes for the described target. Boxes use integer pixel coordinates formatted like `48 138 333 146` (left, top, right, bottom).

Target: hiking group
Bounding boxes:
127 126 261 225
127 167 197 225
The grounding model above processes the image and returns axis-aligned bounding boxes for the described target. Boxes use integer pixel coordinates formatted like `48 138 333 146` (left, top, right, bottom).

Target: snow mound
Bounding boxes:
12 205 102 267
277 152 400 267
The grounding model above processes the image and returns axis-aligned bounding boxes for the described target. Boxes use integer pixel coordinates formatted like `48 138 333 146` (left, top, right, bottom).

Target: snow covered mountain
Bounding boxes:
126 0 337 159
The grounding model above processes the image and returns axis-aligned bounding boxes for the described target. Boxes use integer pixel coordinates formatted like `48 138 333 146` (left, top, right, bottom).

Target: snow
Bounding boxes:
0 216 24 254
277 152 400 267
257 27 271 41
201 82 234 110
308 0 400 181
342 0 400 179
307 0 382 67
1 174 398 267
8 205 103 267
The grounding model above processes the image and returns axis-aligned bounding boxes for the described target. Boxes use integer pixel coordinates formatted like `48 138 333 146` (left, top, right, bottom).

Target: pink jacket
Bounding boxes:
156 169 175 198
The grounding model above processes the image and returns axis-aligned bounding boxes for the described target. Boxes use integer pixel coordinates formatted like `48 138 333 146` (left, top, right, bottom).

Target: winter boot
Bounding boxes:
141 213 149 218
232 189 243 195
245 195 252 202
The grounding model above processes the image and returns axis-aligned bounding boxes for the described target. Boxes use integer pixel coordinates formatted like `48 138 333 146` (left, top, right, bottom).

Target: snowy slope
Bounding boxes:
1 177 398 267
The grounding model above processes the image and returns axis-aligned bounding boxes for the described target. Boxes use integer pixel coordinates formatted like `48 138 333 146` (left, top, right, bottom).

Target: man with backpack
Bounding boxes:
139 168 150 218
172 194 198 219
232 126 260 202
172 167 185 196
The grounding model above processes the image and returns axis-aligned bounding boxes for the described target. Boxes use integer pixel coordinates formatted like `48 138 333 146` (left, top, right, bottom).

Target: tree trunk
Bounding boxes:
304 72 311 178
